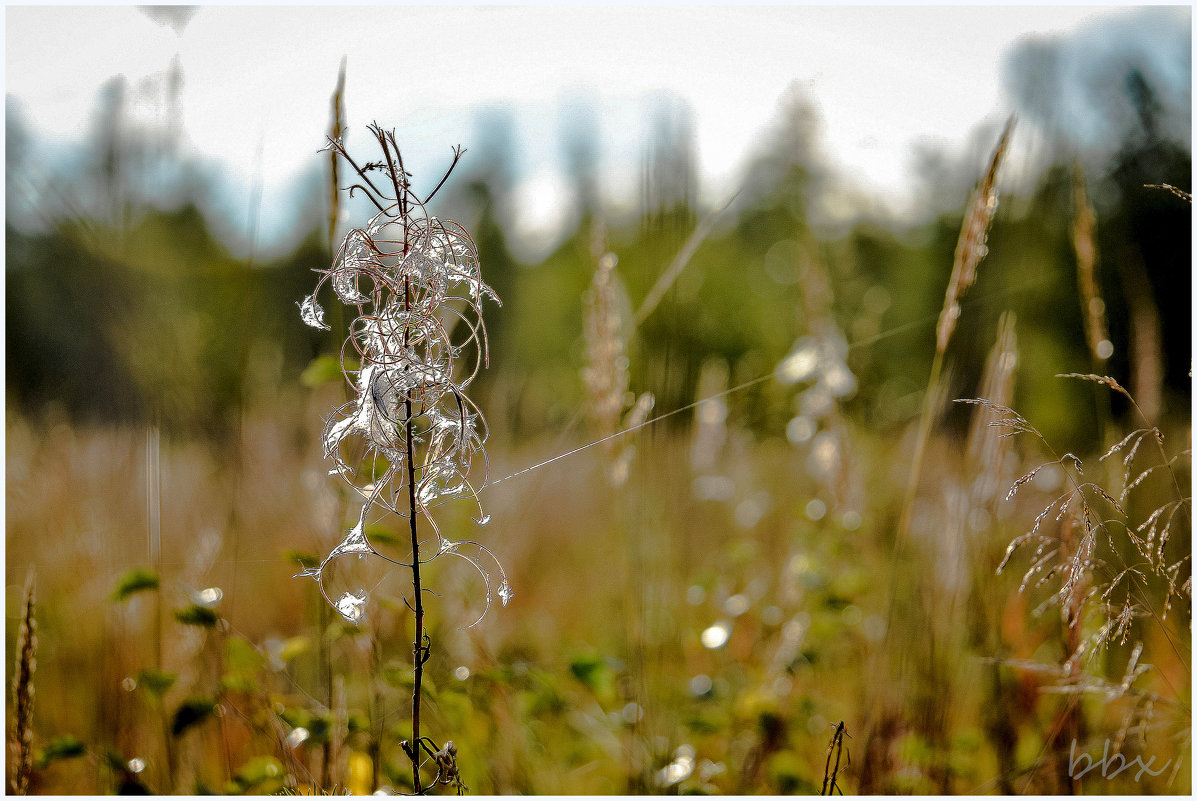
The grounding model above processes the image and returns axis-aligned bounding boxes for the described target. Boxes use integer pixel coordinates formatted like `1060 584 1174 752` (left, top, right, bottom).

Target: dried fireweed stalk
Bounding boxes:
298 124 510 627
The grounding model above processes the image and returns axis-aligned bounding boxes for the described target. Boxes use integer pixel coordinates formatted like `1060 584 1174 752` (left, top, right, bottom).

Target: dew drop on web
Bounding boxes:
299 295 330 331
333 271 369 304
497 580 514 607
335 591 367 623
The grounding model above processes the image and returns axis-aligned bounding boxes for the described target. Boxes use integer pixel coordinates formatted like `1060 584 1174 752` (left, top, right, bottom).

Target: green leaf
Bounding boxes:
346 710 371 735
171 697 216 736
368 457 393 481
300 355 344 388
279 707 311 730
221 636 263 693
136 668 177 697
116 777 153 794
278 636 311 663
174 604 220 627
363 524 401 548
102 749 128 773
382 667 434 701
329 620 365 640
101 749 156 792
219 674 255 694
304 713 331 745
225 755 286 794
382 665 415 689
284 550 320 569
37 735 86 768
112 568 159 601
225 636 265 675
568 653 613 697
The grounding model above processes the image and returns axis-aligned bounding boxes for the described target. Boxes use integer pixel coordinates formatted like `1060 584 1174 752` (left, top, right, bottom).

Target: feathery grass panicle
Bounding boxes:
935 115 1015 355
988 377 1189 716
582 250 631 444
959 368 1189 793
582 246 654 487
1144 183 1192 203
9 571 37 796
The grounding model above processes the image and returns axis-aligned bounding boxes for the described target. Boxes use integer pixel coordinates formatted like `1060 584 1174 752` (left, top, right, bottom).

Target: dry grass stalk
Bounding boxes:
1070 165 1111 363
328 674 346 790
326 57 346 258
900 116 1017 537
321 59 347 792
935 115 1015 354
1144 183 1192 203
977 375 1189 790
689 358 729 474
1126 277 1164 425
820 720 847 795
633 191 737 326
940 313 1021 604
965 311 1019 506
9 571 37 796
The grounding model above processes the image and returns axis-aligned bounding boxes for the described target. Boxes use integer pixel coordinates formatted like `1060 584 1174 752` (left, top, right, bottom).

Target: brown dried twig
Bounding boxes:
821 720 848 795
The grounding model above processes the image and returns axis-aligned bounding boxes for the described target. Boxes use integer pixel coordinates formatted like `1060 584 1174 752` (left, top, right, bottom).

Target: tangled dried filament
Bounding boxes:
299 126 510 625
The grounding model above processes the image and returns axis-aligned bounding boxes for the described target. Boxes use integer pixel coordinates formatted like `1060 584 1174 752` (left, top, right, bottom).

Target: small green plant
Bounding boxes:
299 123 506 792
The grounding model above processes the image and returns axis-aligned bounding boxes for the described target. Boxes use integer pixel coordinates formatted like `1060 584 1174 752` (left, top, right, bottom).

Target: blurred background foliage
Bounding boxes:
5 66 1190 448
4 14 1191 796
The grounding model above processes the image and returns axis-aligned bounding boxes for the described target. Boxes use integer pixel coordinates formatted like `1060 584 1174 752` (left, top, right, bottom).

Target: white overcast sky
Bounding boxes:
2 3 1170 252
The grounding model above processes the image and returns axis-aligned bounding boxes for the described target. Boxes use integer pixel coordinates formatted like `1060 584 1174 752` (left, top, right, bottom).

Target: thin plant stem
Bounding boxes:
821 721 847 796
897 346 945 546
407 397 425 794
404 262 425 794
319 599 333 791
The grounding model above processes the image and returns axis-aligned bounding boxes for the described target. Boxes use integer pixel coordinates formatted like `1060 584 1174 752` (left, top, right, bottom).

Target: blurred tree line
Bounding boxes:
5 54 1190 451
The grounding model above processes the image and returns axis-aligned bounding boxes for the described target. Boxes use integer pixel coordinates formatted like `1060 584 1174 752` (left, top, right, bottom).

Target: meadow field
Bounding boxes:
5 39 1192 796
